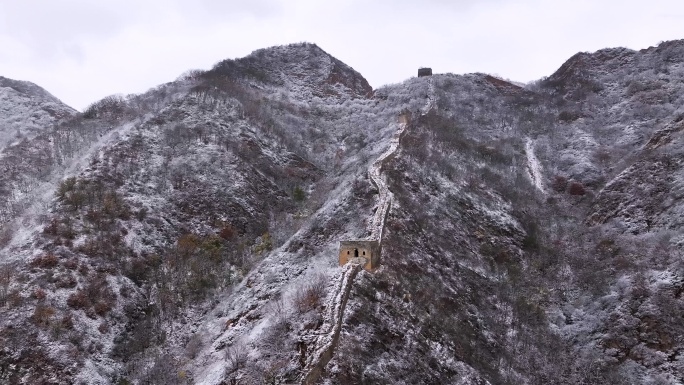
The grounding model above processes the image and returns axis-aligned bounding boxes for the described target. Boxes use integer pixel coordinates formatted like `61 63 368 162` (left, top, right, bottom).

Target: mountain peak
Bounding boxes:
0 76 69 107
0 75 76 150
206 42 373 99
546 38 684 95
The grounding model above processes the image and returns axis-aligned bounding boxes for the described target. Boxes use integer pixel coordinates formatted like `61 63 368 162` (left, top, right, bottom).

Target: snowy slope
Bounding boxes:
0 76 75 151
2 40 684 385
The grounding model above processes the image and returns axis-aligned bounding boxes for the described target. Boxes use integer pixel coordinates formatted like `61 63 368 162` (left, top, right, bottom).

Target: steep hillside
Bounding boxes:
0 75 76 254
0 43 420 384
1 40 684 385
320 41 684 384
0 76 76 150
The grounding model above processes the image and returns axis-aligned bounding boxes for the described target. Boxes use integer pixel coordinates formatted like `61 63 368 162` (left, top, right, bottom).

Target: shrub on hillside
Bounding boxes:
218 225 236 240
32 304 56 327
558 110 580 122
66 274 116 317
0 225 13 248
55 274 77 289
30 254 59 269
67 291 89 310
0 265 12 306
33 288 47 301
226 343 249 373
552 175 568 192
292 186 306 202
293 274 327 314
568 182 586 196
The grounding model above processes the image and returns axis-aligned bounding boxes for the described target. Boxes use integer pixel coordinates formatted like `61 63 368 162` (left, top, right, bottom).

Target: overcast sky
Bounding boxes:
1 0 683 110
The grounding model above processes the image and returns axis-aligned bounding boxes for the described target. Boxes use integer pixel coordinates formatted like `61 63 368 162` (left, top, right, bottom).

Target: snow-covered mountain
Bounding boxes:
0 76 76 151
1 40 684 384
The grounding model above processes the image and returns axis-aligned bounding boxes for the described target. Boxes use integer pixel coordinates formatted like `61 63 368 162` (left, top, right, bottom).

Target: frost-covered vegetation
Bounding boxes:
1 40 684 384
0 76 75 151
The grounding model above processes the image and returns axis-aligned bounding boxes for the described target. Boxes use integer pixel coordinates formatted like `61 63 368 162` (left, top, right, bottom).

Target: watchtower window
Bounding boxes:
347 251 350 255
363 251 366 256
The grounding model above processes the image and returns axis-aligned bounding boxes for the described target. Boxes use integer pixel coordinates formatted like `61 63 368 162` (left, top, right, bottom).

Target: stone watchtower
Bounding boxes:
418 67 432 77
338 240 380 271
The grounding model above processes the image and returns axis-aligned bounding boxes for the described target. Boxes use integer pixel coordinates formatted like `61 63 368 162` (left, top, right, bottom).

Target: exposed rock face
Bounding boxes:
1 40 684 384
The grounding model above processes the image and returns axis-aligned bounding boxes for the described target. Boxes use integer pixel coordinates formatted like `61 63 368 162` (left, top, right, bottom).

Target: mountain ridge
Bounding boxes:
0 76 76 152
0 39 683 384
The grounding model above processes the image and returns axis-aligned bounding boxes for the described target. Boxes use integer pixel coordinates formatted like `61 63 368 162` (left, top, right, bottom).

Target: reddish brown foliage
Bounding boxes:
32 304 55 326
67 291 89 309
552 175 568 193
56 274 77 289
63 258 79 270
33 288 47 301
30 254 59 269
67 274 116 317
293 274 327 314
61 314 74 330
94 301 112 316
219 225 236 240
568 182 586 196
98 321 110 334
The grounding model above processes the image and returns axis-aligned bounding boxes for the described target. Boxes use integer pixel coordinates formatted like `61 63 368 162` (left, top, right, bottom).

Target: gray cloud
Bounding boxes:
174 0 284 20
0 2 126 60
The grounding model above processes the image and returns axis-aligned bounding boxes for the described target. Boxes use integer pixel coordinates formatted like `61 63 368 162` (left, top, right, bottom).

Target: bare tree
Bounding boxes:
0 264 13 307
225 343 249 374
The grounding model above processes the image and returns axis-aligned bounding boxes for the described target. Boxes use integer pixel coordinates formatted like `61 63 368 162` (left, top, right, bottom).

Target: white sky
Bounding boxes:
1 0 683 110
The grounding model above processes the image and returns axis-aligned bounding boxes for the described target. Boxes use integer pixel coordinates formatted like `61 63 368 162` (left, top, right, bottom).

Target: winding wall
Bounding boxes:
299 77 435 384
301 262 361 385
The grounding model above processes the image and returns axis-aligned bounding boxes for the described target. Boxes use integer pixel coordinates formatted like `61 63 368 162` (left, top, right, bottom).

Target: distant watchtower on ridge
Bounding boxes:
418 67 432 77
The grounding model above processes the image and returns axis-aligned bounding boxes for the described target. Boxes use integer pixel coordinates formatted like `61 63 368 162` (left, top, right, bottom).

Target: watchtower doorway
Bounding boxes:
354 249 359 258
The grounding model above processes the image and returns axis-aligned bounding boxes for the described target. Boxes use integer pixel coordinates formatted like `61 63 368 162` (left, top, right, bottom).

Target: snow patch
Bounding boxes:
525 138 546 194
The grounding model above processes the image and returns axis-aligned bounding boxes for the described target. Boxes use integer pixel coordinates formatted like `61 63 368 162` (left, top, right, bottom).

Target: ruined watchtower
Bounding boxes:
418 67 432 77
339 240 380 271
